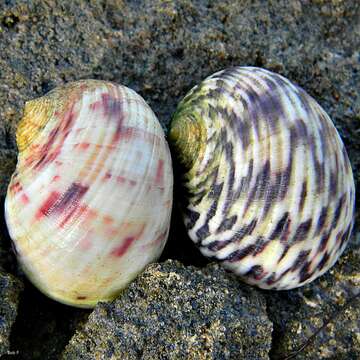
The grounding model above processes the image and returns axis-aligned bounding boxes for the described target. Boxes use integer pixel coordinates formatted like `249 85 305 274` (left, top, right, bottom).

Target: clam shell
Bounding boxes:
5 80 173 307
170 67 355 290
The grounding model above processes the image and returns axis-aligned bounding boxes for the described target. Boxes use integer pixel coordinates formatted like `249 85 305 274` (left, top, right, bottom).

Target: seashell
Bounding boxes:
5 80 173 307
170 67 355 290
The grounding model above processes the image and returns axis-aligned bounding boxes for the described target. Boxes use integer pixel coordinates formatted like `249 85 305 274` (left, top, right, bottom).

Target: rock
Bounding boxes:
0 271 23 357
267 235 360 359
7 281 90 360
63 260 272 360
0 150 16 197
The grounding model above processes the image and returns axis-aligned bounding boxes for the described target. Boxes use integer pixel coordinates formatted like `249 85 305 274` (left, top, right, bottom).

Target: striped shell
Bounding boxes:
170 67 355 290
5 80 173 307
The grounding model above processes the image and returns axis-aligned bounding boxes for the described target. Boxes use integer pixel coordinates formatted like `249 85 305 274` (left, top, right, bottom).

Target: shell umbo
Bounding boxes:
170 67 355 290
5 80 173 307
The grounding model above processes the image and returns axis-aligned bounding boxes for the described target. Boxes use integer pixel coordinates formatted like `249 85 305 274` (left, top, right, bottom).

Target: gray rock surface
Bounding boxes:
0 271 23 357
0 0 358 359
62 260 272 360
267 235 360 360
0 151 16 196
7 282 89 360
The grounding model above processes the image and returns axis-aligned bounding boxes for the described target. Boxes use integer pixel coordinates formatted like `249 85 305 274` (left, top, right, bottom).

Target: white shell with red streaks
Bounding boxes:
5 80 173 308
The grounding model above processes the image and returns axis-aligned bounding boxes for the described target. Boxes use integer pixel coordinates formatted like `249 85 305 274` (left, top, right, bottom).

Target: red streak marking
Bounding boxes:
121 127 134 139
255 271 267 281
34 128 59 170
10 182 22 194
48 148 61 164
34 103 77 170
112 119 125 144
79 236 92 251
142 230 168 249
155 159 164 186
79 142 90 150
55 183 89 213
57 184 89 228
113 126 157 145
89 101 102 111
250 270 267 281
115 176 137 187
110 225 146 258
59 204 89 229
124 127 159 143
62 107 76 133
36 192 61 220
111 236 136 257
117 176 126 184
89 94 110 112
103 215 114 225
25 155 36 167
85 208 97 222
59 207 77 228
90 96 159 146
101 93 110 111
153 231 167 246
90 94 126 145
20 194 30 205
90 94 122 116
78 205 89 216
52 175 61 182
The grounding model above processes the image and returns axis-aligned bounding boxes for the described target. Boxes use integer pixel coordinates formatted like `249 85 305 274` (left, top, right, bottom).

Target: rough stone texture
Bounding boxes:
6 281 90 360
267 234 360 360
0 271 23 357
62 260 272 360
0 151 16 196
0 0 358 359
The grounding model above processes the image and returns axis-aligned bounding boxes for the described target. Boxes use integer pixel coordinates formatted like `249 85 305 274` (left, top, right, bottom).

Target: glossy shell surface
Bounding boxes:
5 80 173 307
170 67 355 290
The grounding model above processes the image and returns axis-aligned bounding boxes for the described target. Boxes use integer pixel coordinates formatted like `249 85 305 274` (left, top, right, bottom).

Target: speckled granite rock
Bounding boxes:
0 151 16 196
267 234 360 359
62 260 272 360
0 271 23 357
